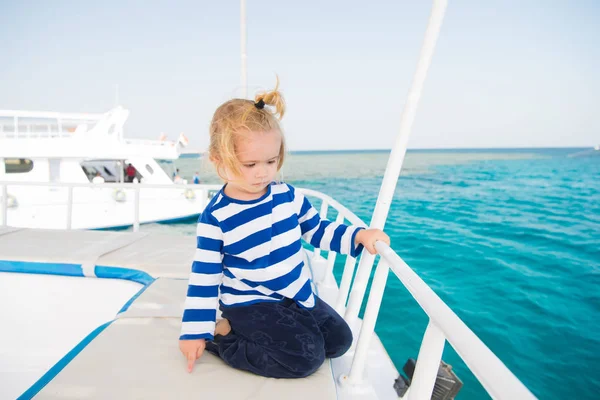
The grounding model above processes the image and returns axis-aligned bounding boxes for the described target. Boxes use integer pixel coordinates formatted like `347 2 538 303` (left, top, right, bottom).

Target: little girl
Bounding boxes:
179 80 389 379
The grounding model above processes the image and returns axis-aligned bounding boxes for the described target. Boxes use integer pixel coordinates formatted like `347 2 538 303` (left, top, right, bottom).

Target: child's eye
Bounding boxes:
244 163 255 168
268 160 277 164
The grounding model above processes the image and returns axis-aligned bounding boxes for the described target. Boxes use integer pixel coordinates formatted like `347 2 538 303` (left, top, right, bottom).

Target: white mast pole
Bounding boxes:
344 0 448 324
240 0 248 98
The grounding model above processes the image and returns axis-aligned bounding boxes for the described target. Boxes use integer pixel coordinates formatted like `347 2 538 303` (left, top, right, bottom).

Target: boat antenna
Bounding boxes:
114 84 120 107
240 0 248 98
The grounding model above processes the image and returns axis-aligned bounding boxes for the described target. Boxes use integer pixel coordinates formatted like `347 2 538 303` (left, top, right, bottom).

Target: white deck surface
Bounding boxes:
0 228 339 399
0 273 141 400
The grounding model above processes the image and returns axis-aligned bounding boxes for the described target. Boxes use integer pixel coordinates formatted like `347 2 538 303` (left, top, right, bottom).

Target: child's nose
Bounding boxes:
256 165 267 177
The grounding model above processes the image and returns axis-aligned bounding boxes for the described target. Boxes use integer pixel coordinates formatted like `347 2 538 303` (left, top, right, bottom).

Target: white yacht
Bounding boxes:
0 107 209 229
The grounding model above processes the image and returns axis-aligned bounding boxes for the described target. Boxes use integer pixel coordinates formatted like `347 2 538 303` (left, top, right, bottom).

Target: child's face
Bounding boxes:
227 129 282 196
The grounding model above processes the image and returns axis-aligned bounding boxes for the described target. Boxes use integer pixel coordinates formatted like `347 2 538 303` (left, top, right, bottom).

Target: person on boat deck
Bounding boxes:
125 163 136 183
179 79 390 379
174 170 184 184
193 172 200 184
92 171 105 184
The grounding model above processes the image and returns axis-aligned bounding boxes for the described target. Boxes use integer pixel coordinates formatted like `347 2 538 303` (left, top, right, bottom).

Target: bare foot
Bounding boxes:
215 318 231 336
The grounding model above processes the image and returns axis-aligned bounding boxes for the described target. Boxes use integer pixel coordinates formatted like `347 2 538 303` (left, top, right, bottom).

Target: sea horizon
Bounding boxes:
179 146 595 158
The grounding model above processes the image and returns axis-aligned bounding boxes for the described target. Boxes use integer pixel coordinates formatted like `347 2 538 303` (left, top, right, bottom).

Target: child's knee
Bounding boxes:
326 320 353 358
287 331 326 377
287 348 326 378
249 345 325 379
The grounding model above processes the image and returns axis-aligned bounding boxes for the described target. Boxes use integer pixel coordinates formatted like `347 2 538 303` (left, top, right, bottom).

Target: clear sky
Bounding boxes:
1 1 598 151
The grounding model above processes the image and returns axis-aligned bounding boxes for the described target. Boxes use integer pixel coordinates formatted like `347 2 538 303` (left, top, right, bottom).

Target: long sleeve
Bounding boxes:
291 185 365 258
180 209 223 341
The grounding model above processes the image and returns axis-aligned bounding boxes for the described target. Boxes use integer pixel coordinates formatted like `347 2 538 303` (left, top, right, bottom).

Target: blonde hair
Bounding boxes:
209 79 286 181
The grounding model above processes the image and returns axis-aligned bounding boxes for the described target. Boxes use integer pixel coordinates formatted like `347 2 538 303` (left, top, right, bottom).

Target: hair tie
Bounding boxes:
254 99 265 110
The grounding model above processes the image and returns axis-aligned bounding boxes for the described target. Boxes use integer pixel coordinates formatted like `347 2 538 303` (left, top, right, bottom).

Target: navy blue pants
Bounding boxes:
205 296 353 378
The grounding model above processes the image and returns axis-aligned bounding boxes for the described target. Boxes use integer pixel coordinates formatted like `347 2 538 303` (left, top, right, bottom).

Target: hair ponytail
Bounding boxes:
254 76 286 119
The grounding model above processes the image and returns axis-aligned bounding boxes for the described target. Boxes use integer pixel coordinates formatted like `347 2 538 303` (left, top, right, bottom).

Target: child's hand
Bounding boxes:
355 228 390 255
179 339 206 373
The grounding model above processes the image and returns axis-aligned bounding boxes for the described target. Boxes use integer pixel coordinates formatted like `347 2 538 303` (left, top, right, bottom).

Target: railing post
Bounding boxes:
344 252 377 324
321 212 345 286
1 184 7 227
133 186 140 232
312 199 329 259
346 256 390 383
408 322 446 400
335 255 357 314
345 0 448 325
199 188 207 212
66 186 73 229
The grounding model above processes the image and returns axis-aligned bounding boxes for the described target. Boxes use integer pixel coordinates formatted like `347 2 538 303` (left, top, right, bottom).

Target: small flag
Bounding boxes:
178 133 189 147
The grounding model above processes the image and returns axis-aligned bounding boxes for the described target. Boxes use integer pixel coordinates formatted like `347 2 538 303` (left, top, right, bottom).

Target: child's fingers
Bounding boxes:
367 242 376 254
196 346 204 360
375 233 390 248
381 234 390 246
187 352 195 373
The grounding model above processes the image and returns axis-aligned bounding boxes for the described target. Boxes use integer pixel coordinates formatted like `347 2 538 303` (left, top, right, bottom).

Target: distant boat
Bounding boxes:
0 107 211 229
566 146 600 158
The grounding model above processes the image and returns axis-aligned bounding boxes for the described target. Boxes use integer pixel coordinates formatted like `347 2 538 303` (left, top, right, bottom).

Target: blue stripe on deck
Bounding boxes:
95 265 154 286
95 266 156 313
0 260 83 277
0 260 157 399
17 321 112 400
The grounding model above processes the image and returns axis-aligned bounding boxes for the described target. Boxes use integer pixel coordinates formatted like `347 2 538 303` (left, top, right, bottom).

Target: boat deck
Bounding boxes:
0 227 341 399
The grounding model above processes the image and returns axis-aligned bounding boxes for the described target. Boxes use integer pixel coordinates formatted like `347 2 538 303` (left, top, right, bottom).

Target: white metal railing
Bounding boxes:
0 107 132 142
297 189 535 399
0 126 80 139
0 109 103 140
298 188 366 313
0 181 221 231
0 110 104 120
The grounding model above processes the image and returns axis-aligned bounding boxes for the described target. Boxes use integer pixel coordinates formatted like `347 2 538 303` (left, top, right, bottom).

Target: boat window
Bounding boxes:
80 160 121 182
146 164 154 175
5 158 34 174
82 166 92 178
103 166 114 177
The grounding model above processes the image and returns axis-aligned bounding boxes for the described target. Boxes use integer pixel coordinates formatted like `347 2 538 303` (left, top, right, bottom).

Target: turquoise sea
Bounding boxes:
136 148 599 399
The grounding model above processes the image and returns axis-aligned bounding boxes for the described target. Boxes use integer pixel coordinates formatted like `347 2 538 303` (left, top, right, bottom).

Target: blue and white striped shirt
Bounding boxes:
180 182 364 340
